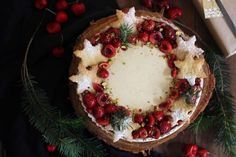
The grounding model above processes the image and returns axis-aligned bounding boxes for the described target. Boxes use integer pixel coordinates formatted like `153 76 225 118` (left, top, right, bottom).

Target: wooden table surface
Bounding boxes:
117 1 236 157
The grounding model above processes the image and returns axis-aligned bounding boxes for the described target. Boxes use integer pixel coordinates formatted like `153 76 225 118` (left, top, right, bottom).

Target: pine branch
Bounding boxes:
119 24 133 47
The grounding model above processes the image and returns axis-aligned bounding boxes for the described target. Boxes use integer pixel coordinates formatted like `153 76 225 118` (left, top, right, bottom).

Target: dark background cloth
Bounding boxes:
0 0 161 157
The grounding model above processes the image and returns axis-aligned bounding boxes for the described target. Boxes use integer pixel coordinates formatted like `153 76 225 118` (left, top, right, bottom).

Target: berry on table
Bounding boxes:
55 0 68 10
52 47 65 57
46 22 61 33
35 0 48 10
56 11 68 23
71 2 86 16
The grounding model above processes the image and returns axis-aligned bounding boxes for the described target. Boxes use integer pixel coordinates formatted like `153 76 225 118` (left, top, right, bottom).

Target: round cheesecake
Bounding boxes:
69 8 215 153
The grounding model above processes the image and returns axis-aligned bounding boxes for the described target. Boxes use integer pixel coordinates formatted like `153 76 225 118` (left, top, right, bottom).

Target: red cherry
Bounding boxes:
82 91 97 109
90 35 100 46
167 54 177 68
106 28 120 37
195 78 201 86
159 100 172 109
142 20 156 32
169 90 180 100
35 0 48 10
92 83 104 92
96 117 110 126
98 62 109 69
96 92 109 106
127 34 138 44
55 0 68 10
137 127 148 138
198 148 209 157
157 0 169 10
185 144 199 155
151 127 161 139
46 22 61 34
100 33 113 44
93 106 105 119
186 154 196 157
112 38 122 48
167 7 183 20
175 79 190 94
105 104 117 114
138 32 149 42
97 68 109 78
141 0 153 8
47 145 56 152
146 114 155 127
149 32 163 45
153 111 164 121
159 40 172 53
56 11 68 23
171 67 178 78
71 2 86 16
136 23 143 32
163 26 176 41
132 130 140 139
133 114 144 124
52 47 65 57
160 120 171 134
102 44 116 58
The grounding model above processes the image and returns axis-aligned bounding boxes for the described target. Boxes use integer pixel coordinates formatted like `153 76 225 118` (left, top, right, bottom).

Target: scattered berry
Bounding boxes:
112 38 122 48
96 92 109 106
159 40 172 53
97 68 109 78
151 127 161 139
82 91 97 109
138 32 149 42
157 0 170 10
163 26 176 41
149 32 163 45
146 114 155 127
127 34 138 44
35 0 48 10
153 111 164 121
98 62 109 69
167 7 183 20
141 0 153 8
92 83 104 92
198 148 209 157
52 47 65 57
185 144 199 156
55 0 68 10
105 104 117 114
102 44 116 58
132 130 140 139
159 100 172 109
96 117 110 126
137 127 148 138
71 2 86 16
133 114 144 124
171 67 178 78
46 22 61 33
142 20 156 32
100 33 113 44
160 120 171 134
56 11 68 23
169 90 180 100
93 106 105 119
47 145 56 152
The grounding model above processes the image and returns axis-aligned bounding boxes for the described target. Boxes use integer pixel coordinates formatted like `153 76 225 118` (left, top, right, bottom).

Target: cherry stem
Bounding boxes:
45 8 56 15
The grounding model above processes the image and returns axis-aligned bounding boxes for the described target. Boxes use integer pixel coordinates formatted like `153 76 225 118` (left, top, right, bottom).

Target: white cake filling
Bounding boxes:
107 45 172 112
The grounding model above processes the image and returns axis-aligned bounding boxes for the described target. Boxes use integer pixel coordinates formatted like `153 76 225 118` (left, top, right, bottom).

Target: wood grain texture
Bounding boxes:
69 9 215 153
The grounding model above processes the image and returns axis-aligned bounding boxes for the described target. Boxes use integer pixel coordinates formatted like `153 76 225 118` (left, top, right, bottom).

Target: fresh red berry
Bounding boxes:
133 114 144 124
146 114 155 127
132 130 140 139
47 145 56 152
96 117 110 126
186 154 196 157
138 32 149 42
100 33 113 44
96 92 109 106
141 0 153 8
163 26 176 41
106 28 120 37
149 32 163 45
157 0 169 10
185 144 199 155
46 22 61 33
35 0 48 10
127 34 138 44
167 7 183 20
55 0 68 10
97 68 109 78
98 62 109 69
151 127 161 139
82 91 97 109
105 104 117 114
160 120 171 134
167 54 177 68
52 47 65 57
159 40 172 53
171 67 178 78
175 79 190 94
92 83 104 92
159 100 172 109
90 35 100 46
137 127 148 138
153 111 164 121
136 23 143 32
112 38 122 48
71 2 86 16
93 106 105 119
102 44 116 58
198 148 208 157
56 11 68 23
142 20 156 32
169 90 180 100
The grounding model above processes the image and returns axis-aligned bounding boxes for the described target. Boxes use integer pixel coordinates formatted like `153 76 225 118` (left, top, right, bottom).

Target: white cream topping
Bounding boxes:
122 7 138 27
107 45 172 112
69 75 93 94
74 40 107 67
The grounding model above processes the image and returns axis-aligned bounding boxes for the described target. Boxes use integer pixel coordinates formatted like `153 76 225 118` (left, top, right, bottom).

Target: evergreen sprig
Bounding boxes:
21 12 107 157
119 24 133 47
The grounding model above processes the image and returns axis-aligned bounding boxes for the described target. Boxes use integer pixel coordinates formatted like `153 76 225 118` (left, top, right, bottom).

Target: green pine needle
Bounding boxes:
119 24 133 47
